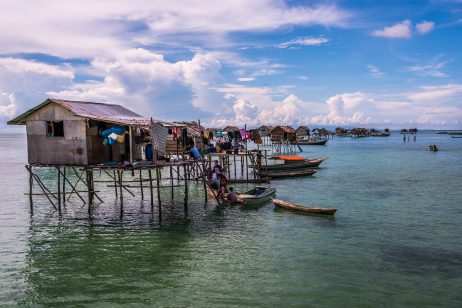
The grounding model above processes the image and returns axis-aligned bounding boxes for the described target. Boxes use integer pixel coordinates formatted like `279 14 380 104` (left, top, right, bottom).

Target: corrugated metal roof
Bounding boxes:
8 98 153 126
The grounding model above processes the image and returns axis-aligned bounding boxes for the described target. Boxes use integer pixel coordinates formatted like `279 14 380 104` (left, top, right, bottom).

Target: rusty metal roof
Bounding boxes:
8 98 152 126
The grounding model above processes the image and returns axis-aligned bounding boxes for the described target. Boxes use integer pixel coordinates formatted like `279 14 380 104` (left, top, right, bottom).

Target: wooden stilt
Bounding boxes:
86 169 92 215
62 167 66 207
57 165 61 215
31 170 57 210
118 170 124 218
90 170 95 204
170 164 174 199
156 168 162 220
183 164 188 212
148 168 154 212
113 170 118 197
233 155 237 179
139 169 144 199
26 165 33 214
201 161 207 203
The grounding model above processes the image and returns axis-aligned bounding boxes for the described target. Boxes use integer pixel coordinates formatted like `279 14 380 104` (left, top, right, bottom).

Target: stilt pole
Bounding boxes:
170 164 174 199
118 170 124 218
148 168 154 212
183 163 188 212
139 169 144 199
26 165 33 214
57 165 61 215
156 168 162 220
86 168 91 215
62 167 66 207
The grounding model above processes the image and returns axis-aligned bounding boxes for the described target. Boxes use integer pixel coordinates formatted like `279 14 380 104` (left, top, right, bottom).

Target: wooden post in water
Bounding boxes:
57 165 61 215
148 168 154 212
26 165 33 214
233 155 237 179
139 169 144 200
183 163 188 212
156 168 162 220
113 170 118 197
170 164 174 199
86 168 91 215
118 170 124 218
62 167 66 207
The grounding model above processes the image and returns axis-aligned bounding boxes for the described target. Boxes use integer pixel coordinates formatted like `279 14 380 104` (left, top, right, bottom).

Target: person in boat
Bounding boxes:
227 187 243 204
429 144 438 152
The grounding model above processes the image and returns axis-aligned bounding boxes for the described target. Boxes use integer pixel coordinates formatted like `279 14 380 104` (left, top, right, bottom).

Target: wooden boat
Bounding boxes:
451 135 462 138
206 186 276 206
238 186 276 206
272 198 337 215
258 169 317 179
292 139 328 145
258 156 328 171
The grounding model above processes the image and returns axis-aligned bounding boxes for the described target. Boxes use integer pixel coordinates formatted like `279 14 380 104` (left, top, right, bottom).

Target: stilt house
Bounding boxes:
295 125 310 138
269 126 296 142
7 98 152 165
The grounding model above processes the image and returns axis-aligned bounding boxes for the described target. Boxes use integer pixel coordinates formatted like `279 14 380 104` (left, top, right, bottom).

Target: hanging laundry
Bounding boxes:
239 129 246 139
245 130 253 140
173 127 178 140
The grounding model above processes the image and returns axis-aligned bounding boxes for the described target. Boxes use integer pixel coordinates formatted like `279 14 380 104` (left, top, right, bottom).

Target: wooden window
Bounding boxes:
46 121 64 137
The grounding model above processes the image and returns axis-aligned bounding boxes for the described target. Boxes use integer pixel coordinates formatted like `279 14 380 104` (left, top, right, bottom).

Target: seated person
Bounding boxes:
189 145 201 159
226 187 242 204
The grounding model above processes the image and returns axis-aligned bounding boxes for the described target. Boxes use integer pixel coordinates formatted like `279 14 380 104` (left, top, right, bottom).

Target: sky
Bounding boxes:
1 0 461 129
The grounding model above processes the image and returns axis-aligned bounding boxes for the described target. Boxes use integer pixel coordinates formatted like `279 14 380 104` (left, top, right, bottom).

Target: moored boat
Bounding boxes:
239 186 276 206
207 185 276 206
292 139 328 145
258 169 317 179
257 155 328 171
272 198 337 215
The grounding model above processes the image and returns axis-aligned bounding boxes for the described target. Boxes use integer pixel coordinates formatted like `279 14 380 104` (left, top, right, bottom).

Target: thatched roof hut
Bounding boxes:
269 125 296 142
295 125 310 137
257 125 273 137
222 126 240 132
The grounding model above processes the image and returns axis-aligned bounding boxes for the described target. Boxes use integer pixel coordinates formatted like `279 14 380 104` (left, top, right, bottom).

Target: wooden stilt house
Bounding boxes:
7 98 153 165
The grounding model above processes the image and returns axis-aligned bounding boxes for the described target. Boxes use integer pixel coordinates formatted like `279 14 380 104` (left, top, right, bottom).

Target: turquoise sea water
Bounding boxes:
0 132 461 306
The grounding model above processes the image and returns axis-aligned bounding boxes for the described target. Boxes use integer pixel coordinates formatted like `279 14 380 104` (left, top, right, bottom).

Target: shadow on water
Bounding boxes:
381 245 462 279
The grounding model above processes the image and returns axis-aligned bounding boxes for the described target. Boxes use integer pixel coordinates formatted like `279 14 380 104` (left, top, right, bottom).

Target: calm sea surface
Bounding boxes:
0 131 461 307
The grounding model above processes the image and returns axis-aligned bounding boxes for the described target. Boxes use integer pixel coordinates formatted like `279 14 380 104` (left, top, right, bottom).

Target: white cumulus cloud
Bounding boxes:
372 20 412 39
416 21 435 34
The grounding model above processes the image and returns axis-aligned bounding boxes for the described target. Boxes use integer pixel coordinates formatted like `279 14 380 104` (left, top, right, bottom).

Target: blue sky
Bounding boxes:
1 0 461 129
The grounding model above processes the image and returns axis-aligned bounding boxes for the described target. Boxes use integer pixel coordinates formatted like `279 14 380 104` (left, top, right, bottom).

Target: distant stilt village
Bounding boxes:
7 98 418 218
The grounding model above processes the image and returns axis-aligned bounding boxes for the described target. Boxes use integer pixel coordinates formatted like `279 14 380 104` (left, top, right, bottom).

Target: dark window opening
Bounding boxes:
46 121 64 137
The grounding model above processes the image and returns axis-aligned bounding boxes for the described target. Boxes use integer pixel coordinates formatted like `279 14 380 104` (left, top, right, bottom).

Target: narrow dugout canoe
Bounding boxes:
258 169 317 179
292 139 328 145
272 198 337 215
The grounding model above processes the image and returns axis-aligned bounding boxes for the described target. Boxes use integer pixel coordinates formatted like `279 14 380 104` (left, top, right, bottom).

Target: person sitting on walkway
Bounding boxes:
189 145 201 159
